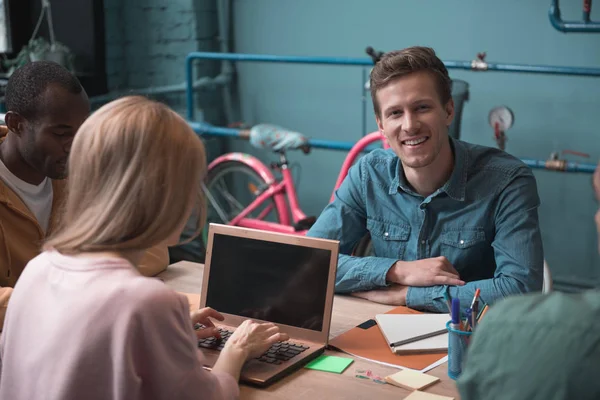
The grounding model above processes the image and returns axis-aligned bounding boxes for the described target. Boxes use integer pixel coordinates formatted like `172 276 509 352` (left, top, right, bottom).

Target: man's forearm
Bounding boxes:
406 276 528 313
335 254 397 293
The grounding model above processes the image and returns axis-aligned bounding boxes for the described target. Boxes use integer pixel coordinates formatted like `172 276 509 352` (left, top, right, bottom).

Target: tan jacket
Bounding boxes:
0 128 169 326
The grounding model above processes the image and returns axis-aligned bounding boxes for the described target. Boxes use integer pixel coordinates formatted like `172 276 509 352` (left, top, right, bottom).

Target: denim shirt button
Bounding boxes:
384 232 389 237
460 239 465 245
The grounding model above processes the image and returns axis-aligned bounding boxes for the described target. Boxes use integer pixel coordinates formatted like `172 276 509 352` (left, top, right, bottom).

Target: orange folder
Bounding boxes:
329 306 447 371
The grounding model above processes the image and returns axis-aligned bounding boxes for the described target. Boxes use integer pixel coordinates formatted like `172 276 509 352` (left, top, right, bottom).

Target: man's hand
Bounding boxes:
190 307 225 340
386 256 465 287
351 285 409 306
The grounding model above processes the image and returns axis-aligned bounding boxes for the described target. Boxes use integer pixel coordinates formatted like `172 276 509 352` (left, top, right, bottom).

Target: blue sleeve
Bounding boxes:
406 167 544 312
307 159 398 293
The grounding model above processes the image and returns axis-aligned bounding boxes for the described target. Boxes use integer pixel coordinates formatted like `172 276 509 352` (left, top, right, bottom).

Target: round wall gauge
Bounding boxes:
488 106 514 131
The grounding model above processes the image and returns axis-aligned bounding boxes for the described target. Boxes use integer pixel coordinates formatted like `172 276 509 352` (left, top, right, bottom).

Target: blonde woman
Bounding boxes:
0 96 288 400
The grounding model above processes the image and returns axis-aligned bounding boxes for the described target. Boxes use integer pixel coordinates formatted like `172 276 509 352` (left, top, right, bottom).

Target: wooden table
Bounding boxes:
159 261 460 400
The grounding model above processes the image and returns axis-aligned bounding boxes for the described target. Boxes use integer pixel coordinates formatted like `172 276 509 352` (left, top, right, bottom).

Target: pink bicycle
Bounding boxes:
202 125 389 246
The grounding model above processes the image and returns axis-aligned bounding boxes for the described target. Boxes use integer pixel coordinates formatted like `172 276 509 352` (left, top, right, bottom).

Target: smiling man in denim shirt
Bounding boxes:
307 47 543 313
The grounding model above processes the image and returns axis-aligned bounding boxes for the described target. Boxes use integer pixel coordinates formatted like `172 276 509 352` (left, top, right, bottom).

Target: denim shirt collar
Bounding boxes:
390 137 467 202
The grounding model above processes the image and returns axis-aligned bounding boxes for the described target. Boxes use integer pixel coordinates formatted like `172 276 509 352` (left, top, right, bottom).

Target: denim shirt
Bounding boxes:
307 138 544 313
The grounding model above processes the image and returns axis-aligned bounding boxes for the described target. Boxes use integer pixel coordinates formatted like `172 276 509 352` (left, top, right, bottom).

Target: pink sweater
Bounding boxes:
0 251 239 400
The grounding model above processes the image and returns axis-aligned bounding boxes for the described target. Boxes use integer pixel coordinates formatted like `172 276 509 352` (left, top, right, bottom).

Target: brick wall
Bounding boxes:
104 0 126 91
102 0 223 120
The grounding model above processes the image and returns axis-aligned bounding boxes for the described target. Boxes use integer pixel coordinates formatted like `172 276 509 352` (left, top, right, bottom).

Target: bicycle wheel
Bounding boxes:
202 161 282 244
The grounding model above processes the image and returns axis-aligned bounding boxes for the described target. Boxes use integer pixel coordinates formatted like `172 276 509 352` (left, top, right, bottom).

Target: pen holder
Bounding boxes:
446 320 473 380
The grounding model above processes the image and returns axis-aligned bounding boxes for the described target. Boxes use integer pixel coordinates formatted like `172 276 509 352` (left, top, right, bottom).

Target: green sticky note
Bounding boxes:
304 354 354 374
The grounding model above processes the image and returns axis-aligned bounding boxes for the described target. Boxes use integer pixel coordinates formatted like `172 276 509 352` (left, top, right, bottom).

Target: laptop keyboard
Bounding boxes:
197 327 309 365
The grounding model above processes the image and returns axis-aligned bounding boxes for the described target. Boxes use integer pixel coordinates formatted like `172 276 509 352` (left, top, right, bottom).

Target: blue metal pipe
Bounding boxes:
186 52 600 75
188 121 242 138
190 121 597 173
189 121 379 153
186 52 600 77
482 62 600 77
308 138 380 153
549 0 600 32
521 159 596 173
185 52 600 120
90 76 230 106
187 52 373 66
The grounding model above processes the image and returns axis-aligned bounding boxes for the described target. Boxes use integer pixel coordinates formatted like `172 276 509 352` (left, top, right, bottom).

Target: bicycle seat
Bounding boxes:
249 124 310 153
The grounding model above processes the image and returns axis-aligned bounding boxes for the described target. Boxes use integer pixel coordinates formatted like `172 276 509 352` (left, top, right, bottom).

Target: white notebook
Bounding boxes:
375 314 449 354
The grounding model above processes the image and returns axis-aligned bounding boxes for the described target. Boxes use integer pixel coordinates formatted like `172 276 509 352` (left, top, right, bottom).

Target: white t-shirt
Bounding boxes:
0 158 53 233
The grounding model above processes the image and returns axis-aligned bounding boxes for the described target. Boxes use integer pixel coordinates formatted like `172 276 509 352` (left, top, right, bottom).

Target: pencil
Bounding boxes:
477 304 489 321
470 288 481 309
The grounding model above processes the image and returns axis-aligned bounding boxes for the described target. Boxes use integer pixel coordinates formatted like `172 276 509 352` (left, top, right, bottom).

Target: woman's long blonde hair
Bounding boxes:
45 96 206 254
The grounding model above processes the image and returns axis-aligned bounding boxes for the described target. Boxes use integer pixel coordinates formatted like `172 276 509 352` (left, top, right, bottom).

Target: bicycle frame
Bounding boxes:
330 131 390 202
206 131 389 235
207 153 308 235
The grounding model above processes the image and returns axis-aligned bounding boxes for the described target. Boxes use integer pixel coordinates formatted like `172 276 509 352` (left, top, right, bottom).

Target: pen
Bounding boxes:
450 298 461 331
477 304 489 321
464 308 472 332
472 302 479 330
476 303 487 319
470 288 481 309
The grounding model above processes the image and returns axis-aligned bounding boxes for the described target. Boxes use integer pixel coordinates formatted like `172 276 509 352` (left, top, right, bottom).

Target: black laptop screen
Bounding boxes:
205 233 333 332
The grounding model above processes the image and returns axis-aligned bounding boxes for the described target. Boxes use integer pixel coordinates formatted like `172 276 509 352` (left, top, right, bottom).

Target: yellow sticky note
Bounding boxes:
402 390 455 400
385 368 440 391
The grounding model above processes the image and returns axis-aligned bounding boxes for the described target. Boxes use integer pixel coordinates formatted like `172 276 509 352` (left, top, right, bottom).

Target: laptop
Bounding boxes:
196 223 340 386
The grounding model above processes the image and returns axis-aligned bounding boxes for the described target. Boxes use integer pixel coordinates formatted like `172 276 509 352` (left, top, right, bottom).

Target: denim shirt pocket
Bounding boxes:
367 218 411 259
439 228 487 269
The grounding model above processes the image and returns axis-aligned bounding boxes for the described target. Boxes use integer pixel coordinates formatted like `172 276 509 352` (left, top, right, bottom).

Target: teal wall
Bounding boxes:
229 0 600 290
